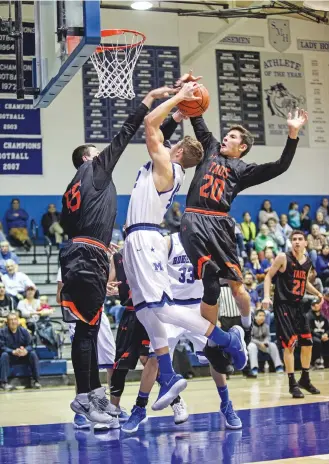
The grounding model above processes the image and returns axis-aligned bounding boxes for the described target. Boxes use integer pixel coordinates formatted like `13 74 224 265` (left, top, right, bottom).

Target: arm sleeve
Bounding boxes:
0 332 13 353
263 325 270 344
238 137 299 191
160 116 179 142
17 301 29 319
23 329 32 351
190 116 220 158
93 103 149 186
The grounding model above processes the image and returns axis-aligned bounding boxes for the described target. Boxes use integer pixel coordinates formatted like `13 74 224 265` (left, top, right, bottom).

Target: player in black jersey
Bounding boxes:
174 72 308 371
263 230 323 398
59 85 179 425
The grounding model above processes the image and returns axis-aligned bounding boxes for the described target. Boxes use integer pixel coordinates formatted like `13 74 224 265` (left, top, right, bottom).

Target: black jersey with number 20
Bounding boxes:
274 252 312 303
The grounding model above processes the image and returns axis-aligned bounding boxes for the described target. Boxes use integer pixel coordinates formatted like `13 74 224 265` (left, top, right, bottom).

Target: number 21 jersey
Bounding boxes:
274 252 312 303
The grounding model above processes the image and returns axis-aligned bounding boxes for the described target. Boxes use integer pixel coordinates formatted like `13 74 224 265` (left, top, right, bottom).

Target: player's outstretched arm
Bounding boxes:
238 109 308 191
160 110 187 144
95 87 178 177
145 82 201 191
262 253 286 309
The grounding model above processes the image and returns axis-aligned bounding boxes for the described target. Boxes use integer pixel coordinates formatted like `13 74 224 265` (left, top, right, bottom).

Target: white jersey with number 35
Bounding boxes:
167 232 203 304
126 161 185 227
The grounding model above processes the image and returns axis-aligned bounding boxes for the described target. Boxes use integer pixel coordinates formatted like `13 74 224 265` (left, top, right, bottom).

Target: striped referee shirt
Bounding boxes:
219 286 240 318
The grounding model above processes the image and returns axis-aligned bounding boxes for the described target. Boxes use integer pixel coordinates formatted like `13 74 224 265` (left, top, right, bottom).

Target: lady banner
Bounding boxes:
260 53 309 147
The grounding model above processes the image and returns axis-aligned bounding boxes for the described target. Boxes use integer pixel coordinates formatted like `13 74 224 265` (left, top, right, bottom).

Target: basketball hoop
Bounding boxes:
90 29 146 100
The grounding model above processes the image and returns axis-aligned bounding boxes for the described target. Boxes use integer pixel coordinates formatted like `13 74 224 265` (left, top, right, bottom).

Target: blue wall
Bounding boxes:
0 194 324 237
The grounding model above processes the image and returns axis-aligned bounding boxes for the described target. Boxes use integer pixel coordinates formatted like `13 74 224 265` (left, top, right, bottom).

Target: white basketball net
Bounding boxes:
90 31 145 100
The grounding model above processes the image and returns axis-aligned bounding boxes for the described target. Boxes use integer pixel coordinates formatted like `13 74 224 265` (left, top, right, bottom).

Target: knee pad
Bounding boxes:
110 369 128 397
202 269 221 306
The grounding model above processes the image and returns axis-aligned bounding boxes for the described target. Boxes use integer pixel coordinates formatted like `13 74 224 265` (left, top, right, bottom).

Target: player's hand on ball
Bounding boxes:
178 82 202 101
150 86 179 100
175 70 202 88
262 297 272 309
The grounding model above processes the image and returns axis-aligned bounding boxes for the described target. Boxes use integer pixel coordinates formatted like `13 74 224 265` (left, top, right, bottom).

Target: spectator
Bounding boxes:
0 241 19 275
316 244 329 286
0 313 41 390
240 212 256 253
245 250 266 282
261 247 275 273
159 220 170 236
247 309 283 378
5 198 32 251
243 272 260 311
38 295 54 317
317 198 329 224
104 296 125 328
267 218 285 251
307 224 326 268
300 204 312 233
279 214 292 251
255 224 279 257
17 286 41 335
258 200 279 229
0 283 16 329
0 222 6 243
1 260 36 303
288 202 301 229
111 224 123 244
234 222 247 259
313 211 329 235
321 288 329 321
165 202 182 233
41 204 64 246
307 298 329 369
307 268 324 298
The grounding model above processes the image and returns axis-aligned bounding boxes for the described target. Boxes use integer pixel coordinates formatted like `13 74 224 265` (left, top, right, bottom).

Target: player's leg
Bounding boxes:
210 366 242 429
228 280 252 331
298 325 320 394
247 342 259 376
122 356 158 434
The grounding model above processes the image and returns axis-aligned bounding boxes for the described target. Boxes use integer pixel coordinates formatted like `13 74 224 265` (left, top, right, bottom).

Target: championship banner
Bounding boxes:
304 54 329 147
260 53 309 147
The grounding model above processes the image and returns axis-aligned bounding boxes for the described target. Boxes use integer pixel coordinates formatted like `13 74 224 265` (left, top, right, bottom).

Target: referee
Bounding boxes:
59 85 178 427
219 285 243 331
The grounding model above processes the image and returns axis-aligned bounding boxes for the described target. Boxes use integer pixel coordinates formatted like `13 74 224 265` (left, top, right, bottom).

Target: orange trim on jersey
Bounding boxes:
197 255 212 279
72 237 107 252
62 300 102 326
125 306 135 311
142 340 150 346
185 208 228 217
300 333 312 339
121 352 129 358
281 335 298 349
225 261 243 280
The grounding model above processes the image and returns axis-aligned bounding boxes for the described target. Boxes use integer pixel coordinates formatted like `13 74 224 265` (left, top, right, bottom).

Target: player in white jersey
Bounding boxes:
122 232 242 433
56 268 118 430
123 82 248 412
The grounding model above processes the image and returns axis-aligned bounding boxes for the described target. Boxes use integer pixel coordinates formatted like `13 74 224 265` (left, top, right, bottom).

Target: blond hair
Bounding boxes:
178 136 204 169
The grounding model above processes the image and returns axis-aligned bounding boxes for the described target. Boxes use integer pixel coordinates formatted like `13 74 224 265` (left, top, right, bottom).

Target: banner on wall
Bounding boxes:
0 138 42 175
0 59 33 94
268 19 291 52
83 46 183 144
297 39 329 52
0 22 35 56
216 50 265 145
304 55 329 147
260 53 309 146
0 99 41 135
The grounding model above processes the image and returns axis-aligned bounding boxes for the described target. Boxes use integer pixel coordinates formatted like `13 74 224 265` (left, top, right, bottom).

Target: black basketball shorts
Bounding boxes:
59 237 109 325
180 210 242 282
274 301 312 348
114 308 151 370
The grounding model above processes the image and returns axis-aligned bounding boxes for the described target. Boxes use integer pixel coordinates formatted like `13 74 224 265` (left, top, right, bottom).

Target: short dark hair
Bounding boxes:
72 144 96 169
228 125 254 157
11 198 20 206
255 309 265 316
261 199 272 212
289 201 298 210
290 230 306 240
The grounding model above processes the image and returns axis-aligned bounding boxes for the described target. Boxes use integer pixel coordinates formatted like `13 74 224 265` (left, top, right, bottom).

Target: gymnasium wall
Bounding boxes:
0 5 328 231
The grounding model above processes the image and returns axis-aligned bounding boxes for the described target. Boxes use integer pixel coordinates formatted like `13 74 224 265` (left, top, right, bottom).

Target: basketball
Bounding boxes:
177 85 210 117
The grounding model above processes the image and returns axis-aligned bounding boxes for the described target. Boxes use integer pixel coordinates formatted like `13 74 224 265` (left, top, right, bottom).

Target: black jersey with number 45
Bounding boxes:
186 117 299 213
61 106 177 246
274 252 312 303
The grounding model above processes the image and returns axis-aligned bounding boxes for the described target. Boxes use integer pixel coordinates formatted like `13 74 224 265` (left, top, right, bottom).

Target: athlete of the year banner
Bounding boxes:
260 53 309 147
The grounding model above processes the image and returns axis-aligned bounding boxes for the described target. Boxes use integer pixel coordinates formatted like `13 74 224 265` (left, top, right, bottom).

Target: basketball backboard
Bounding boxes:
33 0 101 108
